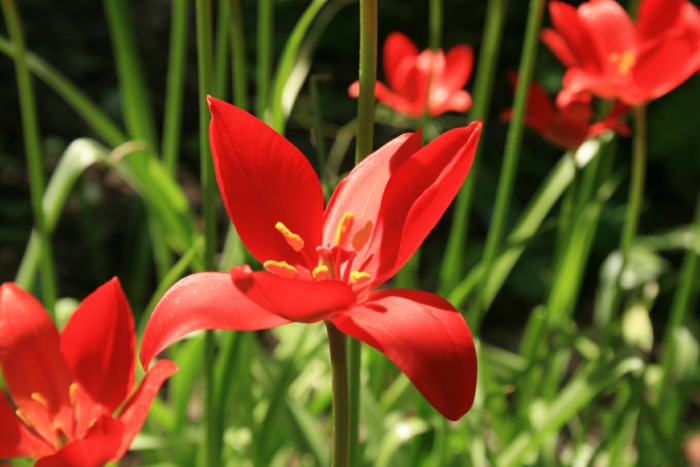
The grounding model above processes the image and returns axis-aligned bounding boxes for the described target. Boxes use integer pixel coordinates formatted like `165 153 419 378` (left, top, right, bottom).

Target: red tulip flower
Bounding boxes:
0 279 176 467
542 0 700 105
141 98 481 420
349 32 474 118
501 72 630 151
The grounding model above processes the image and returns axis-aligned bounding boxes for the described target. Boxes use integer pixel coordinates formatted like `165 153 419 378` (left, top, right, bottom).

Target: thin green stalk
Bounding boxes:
214 0 230 99
469 0 545 331
257 0 273 120
310 74 328 187
195 0 218 466
429 0 442 51
349 2 377 465
229 0 248 110
438 0 509 297
2 0 56 315
162 0 190 176
326 321 350 467
354 0 377 164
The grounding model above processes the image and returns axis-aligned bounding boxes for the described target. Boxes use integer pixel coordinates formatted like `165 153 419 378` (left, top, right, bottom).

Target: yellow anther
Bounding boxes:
349 271 371 285
264 260 298 279
275 222 304 252
352 221 373 251
312 265 329 280
609 50 635 75
335 212 355 246
15 409 31 427
69 383 79 406
31 392 49 408
89 417 98 428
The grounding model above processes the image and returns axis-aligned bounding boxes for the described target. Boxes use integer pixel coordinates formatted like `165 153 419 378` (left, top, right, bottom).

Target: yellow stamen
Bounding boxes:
335 212 355 246
275 222 304 252
264 260 298 279
352 221 373 251
31 392 49 408
15 409 31 427
312 265 329 280
349 271 371 285
609 50 635 75
69 383 79 406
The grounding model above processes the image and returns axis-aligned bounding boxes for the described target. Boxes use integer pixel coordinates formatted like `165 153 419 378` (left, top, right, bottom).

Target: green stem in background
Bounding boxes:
438 0 509 297
326 321 350 467
428 0 442 51
195 0 219 466
348 2 377 465
162 0 190 176
214 0 231 99
354 0 377 164
257 0 273 120
310 74 329 187
229 0 248 110
469 0 545 331
2 0 57 316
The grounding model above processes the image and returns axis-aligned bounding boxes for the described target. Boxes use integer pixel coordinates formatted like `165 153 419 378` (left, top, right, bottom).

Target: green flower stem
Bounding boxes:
469 0 545 331
310 75 328 187
195 0 219 466
438 0 509 297
162 0 190 176
257 0 273 120
429 0 442 51
1 0 56 316
326 321 350 467
229 0 248 110
214 0 230 100
354 0 377 164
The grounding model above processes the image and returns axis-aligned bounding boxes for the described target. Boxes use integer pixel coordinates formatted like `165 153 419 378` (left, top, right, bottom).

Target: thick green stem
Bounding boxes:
469 0 545 331
354 0 377 164
429 0 442 51
2 0 57 315
438 0 509 297
256 0 273 120
195 0 218 466
326 321 350 467
162 0 190 176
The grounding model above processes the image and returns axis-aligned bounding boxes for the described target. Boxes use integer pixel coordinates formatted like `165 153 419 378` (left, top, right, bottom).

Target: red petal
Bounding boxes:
578 0 636 71
441 44 473 91
0 393 53 458
115 359 177 459
0 283 74 445
61 278 135 416
140 272 290 369
429 90 472 117
507 72 555 133
374 81 422 117
208 97 324 268
547 1 599 70
324 131 422 250
34 416 123 467
637 0 685 41
541 29 579 68
365 122 482 287
383 32 419 91
348 81 360 98
332 289 477 420
231 266 357 323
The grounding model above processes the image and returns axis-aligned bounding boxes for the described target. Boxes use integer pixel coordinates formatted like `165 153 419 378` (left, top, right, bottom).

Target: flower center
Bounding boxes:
264 213 373 286
608 50 635 76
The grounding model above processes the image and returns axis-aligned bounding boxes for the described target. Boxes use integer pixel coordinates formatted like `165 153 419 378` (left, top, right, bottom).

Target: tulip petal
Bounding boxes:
374 81 422 117
61 278 135 416
231 266 356 323
0 283 74 445
34 416 123 467
324 132 422 249
0 393 53 458
442 44 473 92
541 29 579 68
547 1 599 69
578 0 636 69
637 0 685 41
115 359 178 459
140 272 290 369
366 122 482 286
332 289 477 420
383 32 419 90
208 97 324 268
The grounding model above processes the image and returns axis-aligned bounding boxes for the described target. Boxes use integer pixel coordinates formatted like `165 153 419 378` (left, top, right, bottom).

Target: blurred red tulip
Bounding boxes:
0 279 176 467
542 0 700 105
349 32 473 117
142 98 482 421
501 72 630 150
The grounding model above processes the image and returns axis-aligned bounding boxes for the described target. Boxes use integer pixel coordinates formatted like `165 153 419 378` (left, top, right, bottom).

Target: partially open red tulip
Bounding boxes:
501 72 630 150
542 0 700 105
141 97 482 421
0 279 176 467
349 32 474 118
